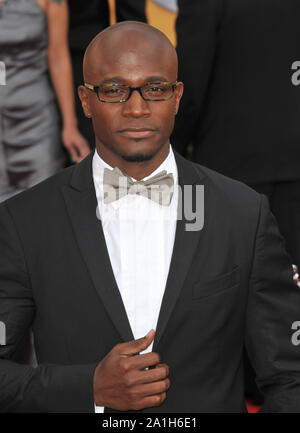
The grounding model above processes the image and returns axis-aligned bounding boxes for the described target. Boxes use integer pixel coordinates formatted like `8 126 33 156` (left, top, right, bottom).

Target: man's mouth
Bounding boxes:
118 128 156 139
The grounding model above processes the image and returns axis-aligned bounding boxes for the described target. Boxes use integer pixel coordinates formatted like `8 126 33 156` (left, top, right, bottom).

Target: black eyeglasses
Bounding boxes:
84 81 177 103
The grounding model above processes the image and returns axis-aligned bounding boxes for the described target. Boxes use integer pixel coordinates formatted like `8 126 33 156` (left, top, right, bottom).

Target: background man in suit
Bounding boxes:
173 0 300 268
0 22 300 413
172 0 300 402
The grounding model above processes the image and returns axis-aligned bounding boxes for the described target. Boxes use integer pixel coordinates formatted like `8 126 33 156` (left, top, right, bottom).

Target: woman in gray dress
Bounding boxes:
0 0 90 202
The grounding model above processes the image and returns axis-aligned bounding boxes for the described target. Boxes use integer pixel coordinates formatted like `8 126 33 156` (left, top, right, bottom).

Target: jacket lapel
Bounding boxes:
61 154 134 343
152 150 207 352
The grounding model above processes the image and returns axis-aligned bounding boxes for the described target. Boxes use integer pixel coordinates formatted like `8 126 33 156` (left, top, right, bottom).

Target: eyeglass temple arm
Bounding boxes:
84 83 98 92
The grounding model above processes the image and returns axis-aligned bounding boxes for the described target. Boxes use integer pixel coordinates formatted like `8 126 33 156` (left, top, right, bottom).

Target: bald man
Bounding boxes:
0 22 300 413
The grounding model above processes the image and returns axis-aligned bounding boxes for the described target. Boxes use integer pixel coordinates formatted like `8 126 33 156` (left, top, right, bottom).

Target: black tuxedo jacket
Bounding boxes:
0 150 300 412
172 0 300 184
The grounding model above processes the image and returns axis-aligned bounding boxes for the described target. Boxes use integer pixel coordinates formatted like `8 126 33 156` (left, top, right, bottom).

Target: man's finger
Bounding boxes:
120 351 161 372
130 392 167 411
126 363 169 385
133 379 170 398
155 363 169 372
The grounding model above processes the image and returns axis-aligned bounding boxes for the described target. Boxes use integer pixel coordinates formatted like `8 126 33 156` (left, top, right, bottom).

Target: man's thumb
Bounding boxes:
138 329 155 350
120 329 155 355
143 329 155 342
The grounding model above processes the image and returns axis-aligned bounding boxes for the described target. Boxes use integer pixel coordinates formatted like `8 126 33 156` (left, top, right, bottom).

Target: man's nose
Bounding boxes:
121 89 151 117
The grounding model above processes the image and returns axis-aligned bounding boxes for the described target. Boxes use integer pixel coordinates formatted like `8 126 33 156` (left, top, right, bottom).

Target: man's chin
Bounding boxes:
120 152 154 163
118 140 159 163
102 137 168 163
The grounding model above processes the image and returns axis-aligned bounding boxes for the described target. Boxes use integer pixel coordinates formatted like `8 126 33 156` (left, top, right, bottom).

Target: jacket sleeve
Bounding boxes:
245 194 300 412
0 202 97 413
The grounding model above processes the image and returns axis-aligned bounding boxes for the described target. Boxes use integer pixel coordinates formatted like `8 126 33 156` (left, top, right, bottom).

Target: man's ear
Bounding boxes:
78 85 92 118
174 81 184 115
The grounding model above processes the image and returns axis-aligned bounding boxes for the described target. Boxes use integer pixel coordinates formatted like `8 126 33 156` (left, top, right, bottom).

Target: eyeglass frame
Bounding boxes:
83 81 178 103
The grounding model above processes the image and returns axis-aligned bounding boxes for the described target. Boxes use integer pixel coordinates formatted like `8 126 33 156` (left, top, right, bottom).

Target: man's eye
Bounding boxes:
150 86 164 92
104 88 122 94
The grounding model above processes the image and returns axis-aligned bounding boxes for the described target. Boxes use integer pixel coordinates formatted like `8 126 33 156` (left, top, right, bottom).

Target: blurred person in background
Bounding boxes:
173 0 300 271
0 0 90 203
68 0 147 148
172 0 300 405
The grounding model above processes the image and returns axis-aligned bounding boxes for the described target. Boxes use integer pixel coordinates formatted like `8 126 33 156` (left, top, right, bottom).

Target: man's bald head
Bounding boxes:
83 21 178 83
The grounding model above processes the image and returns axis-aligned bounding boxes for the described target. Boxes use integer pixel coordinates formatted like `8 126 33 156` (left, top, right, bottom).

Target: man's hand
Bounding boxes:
93 329 170 411
62 126 91 163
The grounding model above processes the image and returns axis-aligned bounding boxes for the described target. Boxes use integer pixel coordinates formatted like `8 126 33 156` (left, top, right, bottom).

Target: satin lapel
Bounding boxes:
61 154 134 343
152 151 207 352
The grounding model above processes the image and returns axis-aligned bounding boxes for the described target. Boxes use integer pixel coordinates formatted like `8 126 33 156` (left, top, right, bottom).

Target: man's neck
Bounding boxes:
95 143 170 180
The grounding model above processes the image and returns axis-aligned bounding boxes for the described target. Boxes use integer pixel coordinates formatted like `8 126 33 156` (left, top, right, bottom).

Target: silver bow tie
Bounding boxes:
103 166 174 206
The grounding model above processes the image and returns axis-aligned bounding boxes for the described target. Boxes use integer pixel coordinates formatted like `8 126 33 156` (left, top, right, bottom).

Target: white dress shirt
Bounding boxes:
92 144 178 413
